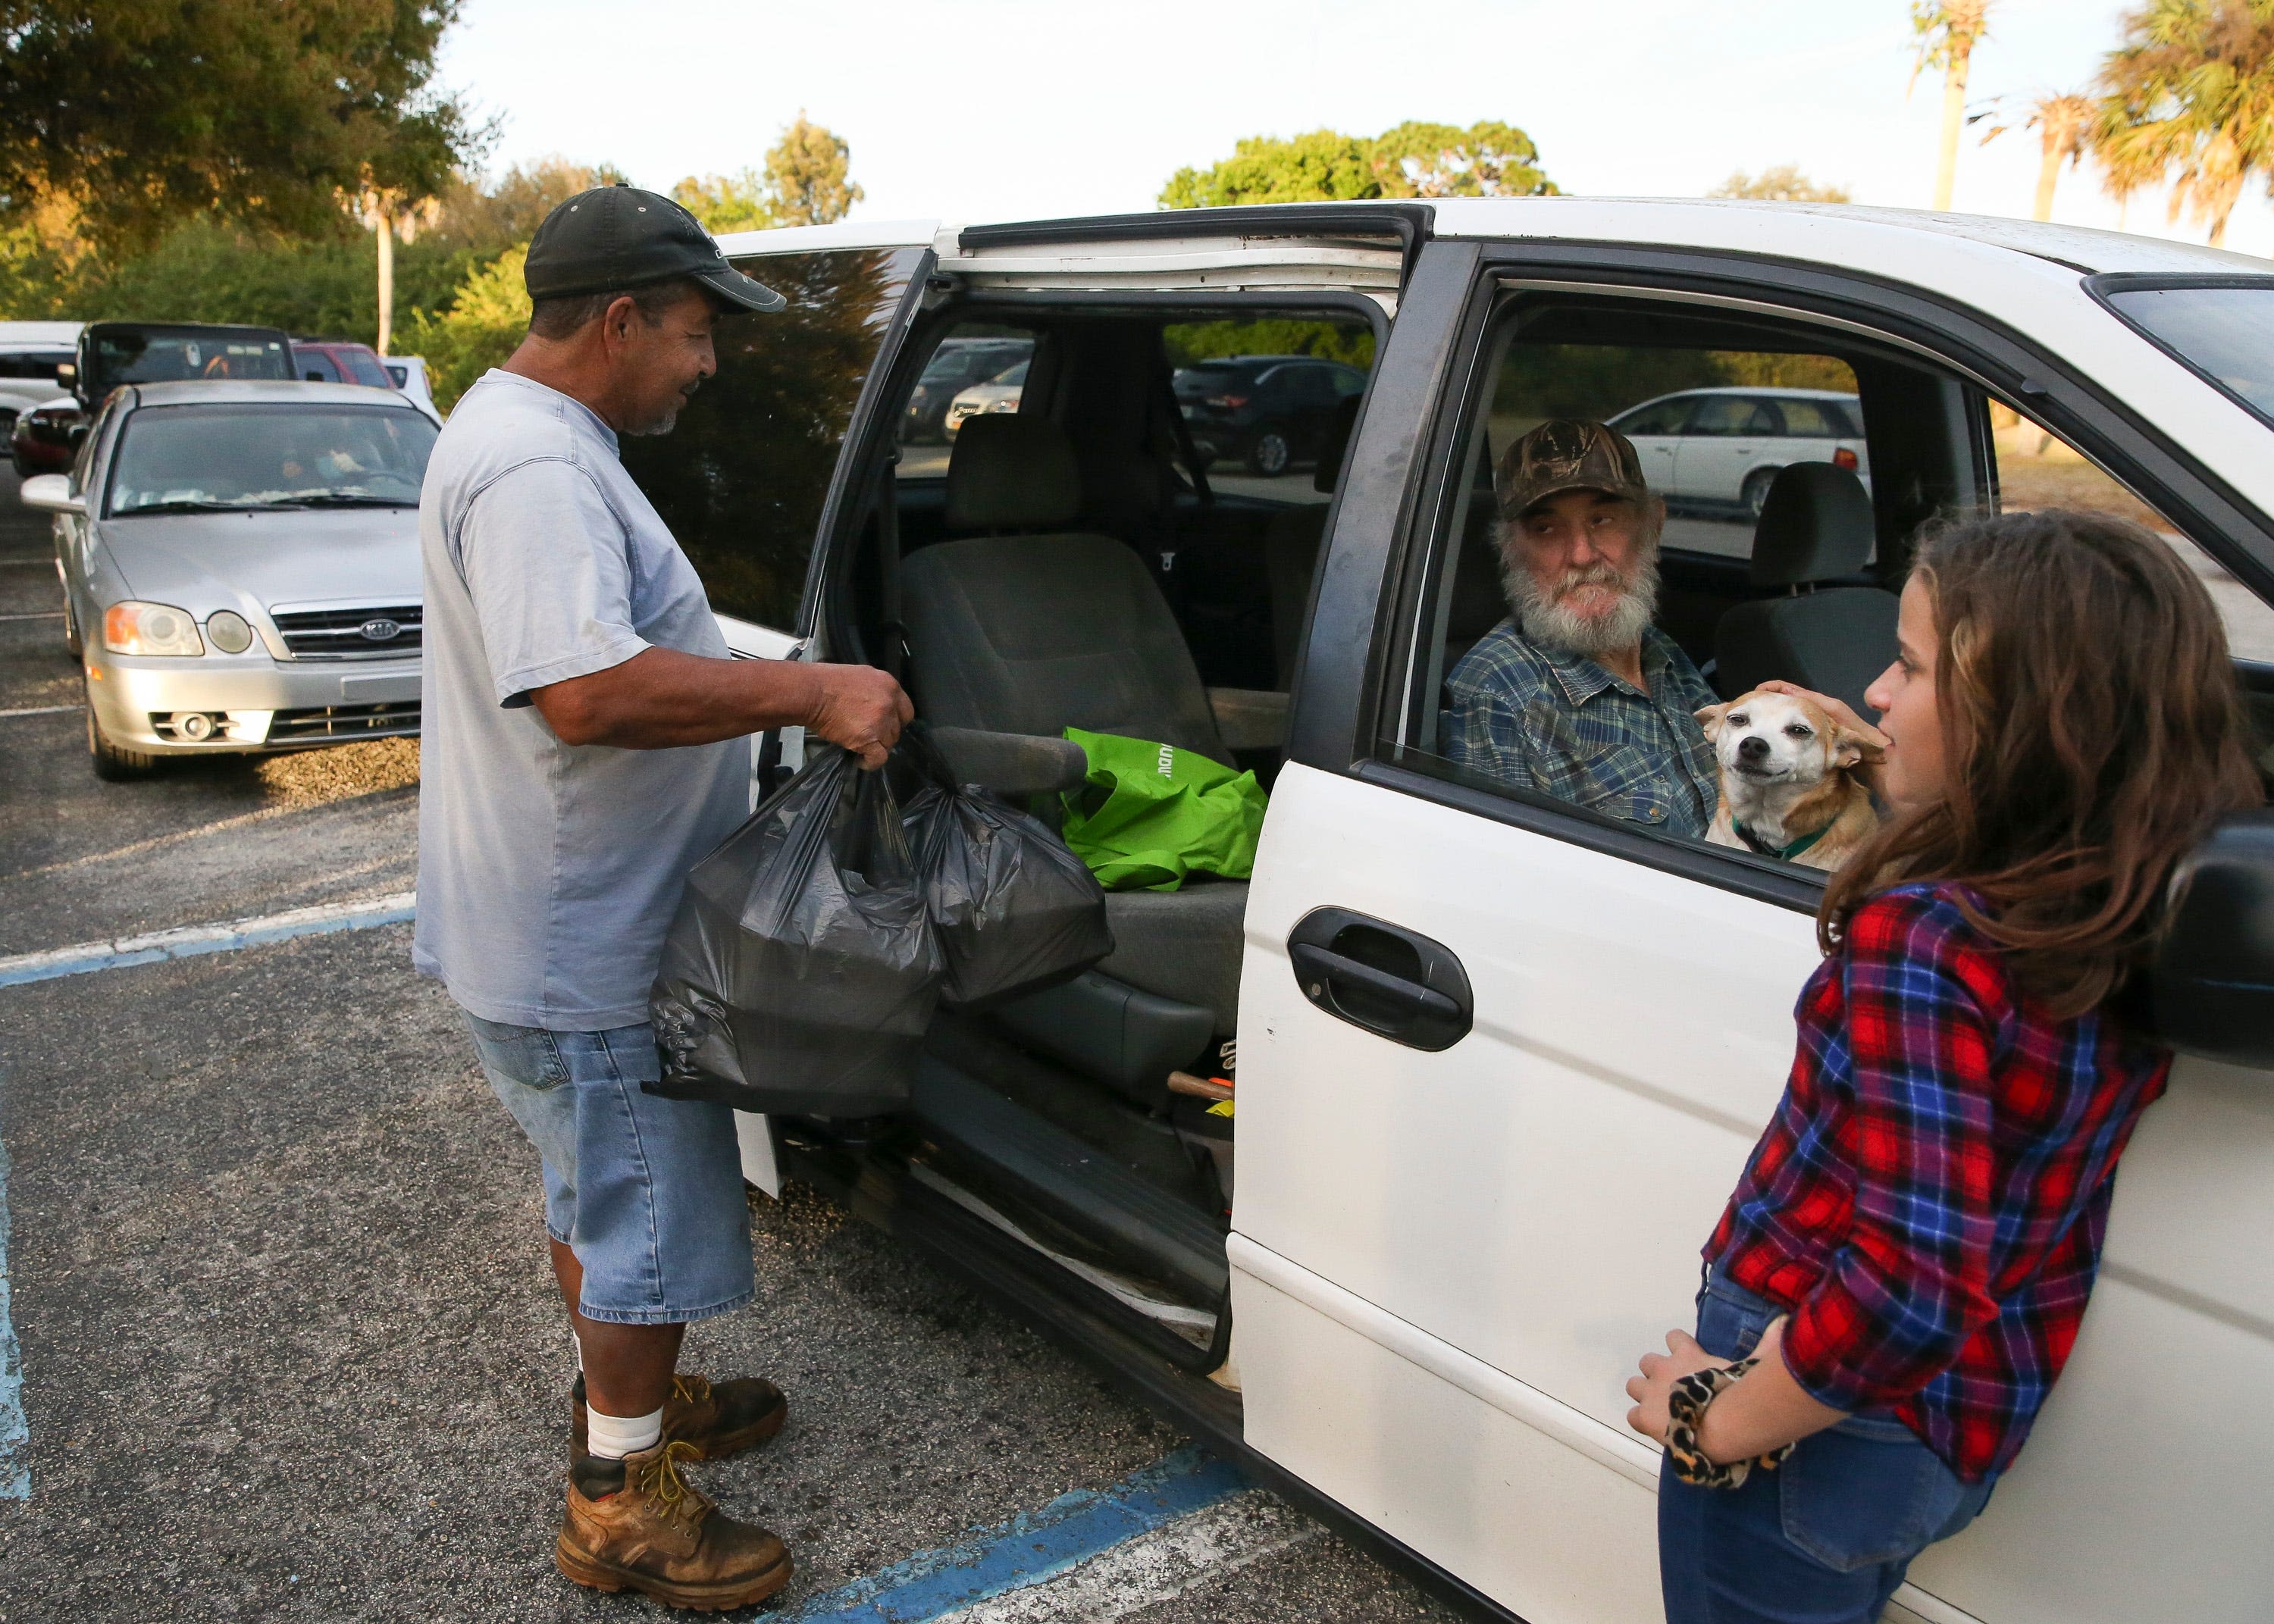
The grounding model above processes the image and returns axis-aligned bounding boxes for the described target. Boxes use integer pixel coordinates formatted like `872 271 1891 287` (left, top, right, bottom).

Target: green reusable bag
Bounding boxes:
1058 726 1268 892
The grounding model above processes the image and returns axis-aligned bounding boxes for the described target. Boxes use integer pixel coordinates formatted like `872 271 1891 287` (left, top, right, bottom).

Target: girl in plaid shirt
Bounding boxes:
1625 510 2263 1623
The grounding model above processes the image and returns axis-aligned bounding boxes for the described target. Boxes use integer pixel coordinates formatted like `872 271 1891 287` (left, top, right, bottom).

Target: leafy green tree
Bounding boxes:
1160 122 1556 209
1163 319 1376 370
1160 131 1381 208
397 244 530 411
672 170 775 233
676 116 864 233
763 114 863 227
2094 0 2274 249
1709 166 1853 202
1370 120 1554 197
1912 1 1994 210
0 0 479 249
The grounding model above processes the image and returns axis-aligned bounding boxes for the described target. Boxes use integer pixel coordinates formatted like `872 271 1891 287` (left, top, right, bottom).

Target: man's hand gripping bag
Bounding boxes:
650 746 943 1118
901 724 1113 1008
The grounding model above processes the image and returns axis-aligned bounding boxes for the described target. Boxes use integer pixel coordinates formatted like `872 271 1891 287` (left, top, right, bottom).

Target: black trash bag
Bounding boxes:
901 724 1114 1009
649 744 943 1118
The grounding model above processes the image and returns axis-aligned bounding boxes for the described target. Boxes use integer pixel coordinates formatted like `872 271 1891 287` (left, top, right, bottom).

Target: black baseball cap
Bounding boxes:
524 185 786 313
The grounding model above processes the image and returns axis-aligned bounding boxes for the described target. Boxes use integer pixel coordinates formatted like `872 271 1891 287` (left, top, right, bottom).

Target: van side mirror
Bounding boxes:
18 474 83 514
55 361 74 381
2151 812 2274 1069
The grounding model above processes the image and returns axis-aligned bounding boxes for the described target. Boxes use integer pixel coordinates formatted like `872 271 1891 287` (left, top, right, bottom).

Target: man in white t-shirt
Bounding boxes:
416 185 910 1610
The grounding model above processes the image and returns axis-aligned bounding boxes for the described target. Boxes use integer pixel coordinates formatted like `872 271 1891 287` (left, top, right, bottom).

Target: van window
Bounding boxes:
621 246 924 633
1381 287 2274 877
1498 343 1864 564
896 324 1036 479
1991 403 2274 664
871 308 1377 697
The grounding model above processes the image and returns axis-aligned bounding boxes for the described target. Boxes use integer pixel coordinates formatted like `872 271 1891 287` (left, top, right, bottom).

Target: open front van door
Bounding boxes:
1232 218 2274 1624
618 219 937 1192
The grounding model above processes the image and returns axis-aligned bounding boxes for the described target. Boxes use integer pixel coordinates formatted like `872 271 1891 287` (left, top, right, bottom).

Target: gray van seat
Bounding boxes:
1098 885 1245 1031
1712 462 1898 718
904 414 1245 1034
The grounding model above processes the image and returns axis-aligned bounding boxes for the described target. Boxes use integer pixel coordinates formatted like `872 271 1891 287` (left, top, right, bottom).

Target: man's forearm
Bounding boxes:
531 646 823 749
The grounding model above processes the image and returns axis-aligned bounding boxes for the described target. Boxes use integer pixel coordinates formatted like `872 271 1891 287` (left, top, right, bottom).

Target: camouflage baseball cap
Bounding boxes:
1496 418 1649 517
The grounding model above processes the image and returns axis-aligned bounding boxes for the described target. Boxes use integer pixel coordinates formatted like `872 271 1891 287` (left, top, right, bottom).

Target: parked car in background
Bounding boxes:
1607 385 1871 518
11 397 86 478
944 358 1026 438
1173 353 1367 475
383 355 440 418
0 320 82 439
21 379 435 779
74 321 294 407
291 337 393 388
901 336 1032 441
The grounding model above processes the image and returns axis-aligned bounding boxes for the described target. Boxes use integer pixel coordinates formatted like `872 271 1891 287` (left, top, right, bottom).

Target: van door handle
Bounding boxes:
1289 946 1460 1021
1287 908 1472 1051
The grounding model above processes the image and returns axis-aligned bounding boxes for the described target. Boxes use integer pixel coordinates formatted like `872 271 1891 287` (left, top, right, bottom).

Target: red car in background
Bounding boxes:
290 339 394 388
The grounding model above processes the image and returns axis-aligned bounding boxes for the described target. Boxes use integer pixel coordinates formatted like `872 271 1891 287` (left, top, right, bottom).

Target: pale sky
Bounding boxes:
435 0 2274 255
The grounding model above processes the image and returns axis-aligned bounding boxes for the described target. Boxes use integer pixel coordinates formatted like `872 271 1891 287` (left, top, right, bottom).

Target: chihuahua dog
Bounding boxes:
1695 688 1881 871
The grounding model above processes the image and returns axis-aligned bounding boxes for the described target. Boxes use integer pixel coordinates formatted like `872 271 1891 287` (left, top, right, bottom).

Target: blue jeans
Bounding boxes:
464 1013 753 1325
1658 1272 1994 1624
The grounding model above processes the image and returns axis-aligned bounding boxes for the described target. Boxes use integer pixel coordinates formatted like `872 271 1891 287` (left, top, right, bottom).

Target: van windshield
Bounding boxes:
107 403 437 515
2101 283 2274 421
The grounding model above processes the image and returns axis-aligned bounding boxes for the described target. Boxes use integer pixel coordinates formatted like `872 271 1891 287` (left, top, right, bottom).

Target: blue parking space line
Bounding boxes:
0 1133 27 1500
0 892 415 989
780 1448 1247 1622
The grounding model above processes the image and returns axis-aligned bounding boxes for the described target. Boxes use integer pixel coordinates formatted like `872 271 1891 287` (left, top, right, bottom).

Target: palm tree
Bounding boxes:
2094 0 2274 251
1913 1 1994 210
2028 93 2097 220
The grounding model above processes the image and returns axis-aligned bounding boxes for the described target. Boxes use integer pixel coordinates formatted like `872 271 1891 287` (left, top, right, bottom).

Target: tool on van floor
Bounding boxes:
1167 1069 1233 1103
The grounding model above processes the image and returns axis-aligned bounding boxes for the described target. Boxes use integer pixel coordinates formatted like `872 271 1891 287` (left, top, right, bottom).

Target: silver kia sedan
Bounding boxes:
20 379 434 779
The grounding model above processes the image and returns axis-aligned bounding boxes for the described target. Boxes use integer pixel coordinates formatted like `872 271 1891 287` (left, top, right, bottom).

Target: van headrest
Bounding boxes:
1749 462 1876 588
945 415 1082 531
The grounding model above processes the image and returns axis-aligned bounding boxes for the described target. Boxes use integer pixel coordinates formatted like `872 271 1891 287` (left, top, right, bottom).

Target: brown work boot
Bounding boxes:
572 1372 788 1463
556 1438 793 1610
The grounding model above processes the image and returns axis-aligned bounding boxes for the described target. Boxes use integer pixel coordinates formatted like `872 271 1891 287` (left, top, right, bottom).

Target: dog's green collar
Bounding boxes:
1734 818 1829 862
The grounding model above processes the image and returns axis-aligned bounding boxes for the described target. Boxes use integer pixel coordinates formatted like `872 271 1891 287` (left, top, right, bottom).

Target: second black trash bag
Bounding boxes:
901 725 1114 1008
649 745 943 1119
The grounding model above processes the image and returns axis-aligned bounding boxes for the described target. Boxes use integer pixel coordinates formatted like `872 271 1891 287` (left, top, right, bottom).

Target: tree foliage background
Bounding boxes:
1709 166 1854 202
0 0 476 248
1160 120 1557 208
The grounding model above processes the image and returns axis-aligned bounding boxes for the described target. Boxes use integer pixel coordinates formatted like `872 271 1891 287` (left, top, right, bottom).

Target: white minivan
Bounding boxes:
616 201 2274 1624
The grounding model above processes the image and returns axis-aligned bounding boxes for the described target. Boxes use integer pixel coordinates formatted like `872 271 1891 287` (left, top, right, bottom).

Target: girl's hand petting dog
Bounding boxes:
1755 681 1890 794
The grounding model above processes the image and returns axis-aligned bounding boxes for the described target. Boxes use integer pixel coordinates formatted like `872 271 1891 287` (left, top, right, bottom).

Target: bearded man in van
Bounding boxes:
1441 418 1729 836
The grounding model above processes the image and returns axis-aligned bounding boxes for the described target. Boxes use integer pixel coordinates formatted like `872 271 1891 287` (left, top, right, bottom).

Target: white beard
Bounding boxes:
1505 549 1662 660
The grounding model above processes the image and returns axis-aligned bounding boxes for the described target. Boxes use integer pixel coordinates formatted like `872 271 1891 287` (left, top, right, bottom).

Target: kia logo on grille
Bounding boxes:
359 618 402 643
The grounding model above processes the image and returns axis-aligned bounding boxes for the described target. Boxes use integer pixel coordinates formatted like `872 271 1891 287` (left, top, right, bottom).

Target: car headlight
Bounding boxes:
103 601 205 656
205 609 255 655
986 398 1019 412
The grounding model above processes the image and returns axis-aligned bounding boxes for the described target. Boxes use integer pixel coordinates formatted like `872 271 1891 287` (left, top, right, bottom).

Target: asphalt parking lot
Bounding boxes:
0 468 1464 1622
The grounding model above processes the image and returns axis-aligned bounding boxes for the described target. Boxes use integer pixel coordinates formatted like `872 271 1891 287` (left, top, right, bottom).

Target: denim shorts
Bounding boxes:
464 1013 753 1325
1656 1270 1994 1624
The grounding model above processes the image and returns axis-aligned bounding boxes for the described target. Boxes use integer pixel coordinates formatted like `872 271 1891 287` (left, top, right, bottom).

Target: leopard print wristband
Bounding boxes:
1664 1356 1796 1489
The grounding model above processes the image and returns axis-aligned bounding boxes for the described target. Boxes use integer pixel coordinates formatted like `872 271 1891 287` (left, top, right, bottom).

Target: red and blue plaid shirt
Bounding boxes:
1706 882 2172 1482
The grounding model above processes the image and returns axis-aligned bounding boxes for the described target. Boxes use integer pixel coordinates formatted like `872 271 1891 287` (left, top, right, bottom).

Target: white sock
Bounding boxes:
586 1404 664 1460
